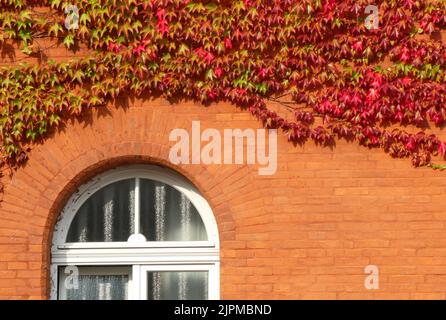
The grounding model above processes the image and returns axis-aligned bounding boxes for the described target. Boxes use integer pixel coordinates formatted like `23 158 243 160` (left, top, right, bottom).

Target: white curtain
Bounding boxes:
61 273 129 300
140 179 208 241
147 271 208 300
67 178 206 242
67 179 135 242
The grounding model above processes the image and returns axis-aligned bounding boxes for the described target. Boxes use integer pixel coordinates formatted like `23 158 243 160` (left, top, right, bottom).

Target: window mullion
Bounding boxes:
132 265 141 300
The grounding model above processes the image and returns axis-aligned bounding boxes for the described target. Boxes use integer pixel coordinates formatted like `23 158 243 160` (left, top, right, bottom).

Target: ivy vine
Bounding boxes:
0 0 445 179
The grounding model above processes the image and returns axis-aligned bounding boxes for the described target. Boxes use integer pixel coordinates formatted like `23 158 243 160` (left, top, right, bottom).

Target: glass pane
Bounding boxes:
58 266 129 300
147 271 208 300
66 179 135 242
140 179 207 241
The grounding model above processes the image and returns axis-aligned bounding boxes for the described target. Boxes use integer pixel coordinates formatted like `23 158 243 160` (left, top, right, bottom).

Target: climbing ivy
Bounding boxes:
0 0 445 172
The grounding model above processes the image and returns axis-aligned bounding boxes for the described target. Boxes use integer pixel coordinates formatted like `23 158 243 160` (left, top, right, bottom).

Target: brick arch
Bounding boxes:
43 153 236 248
0 101 251 298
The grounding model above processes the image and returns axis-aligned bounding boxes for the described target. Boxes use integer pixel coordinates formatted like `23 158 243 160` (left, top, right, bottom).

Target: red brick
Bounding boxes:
0 44 445 300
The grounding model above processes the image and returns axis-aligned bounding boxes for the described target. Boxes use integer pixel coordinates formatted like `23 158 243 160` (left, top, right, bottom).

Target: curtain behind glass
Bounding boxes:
58 267 129 300
64 275 128 300
147 271 208 300
140 179 208 241
66 179 135 242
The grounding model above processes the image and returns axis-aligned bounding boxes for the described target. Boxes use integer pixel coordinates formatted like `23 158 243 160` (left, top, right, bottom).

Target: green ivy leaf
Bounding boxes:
63 34 75 49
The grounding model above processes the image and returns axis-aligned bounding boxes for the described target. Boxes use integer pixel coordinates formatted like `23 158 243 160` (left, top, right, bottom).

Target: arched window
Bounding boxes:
50 165 220 300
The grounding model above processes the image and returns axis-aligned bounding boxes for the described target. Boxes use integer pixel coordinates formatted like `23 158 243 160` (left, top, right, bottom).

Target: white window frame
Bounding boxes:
50 165 220 300
139 264 219 300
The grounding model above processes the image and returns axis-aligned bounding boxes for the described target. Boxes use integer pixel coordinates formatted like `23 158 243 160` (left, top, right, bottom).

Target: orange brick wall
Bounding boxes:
0 31 445 300
1 100 446 299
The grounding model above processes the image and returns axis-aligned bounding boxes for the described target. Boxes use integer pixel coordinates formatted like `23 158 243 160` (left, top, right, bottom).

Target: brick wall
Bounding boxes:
1 100 446 299
0 31 445 300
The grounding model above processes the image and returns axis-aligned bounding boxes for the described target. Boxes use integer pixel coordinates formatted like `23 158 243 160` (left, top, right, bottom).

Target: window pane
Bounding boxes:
140 179 207 241
147 271 208 300
66 179 135 242
58 266 129 300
